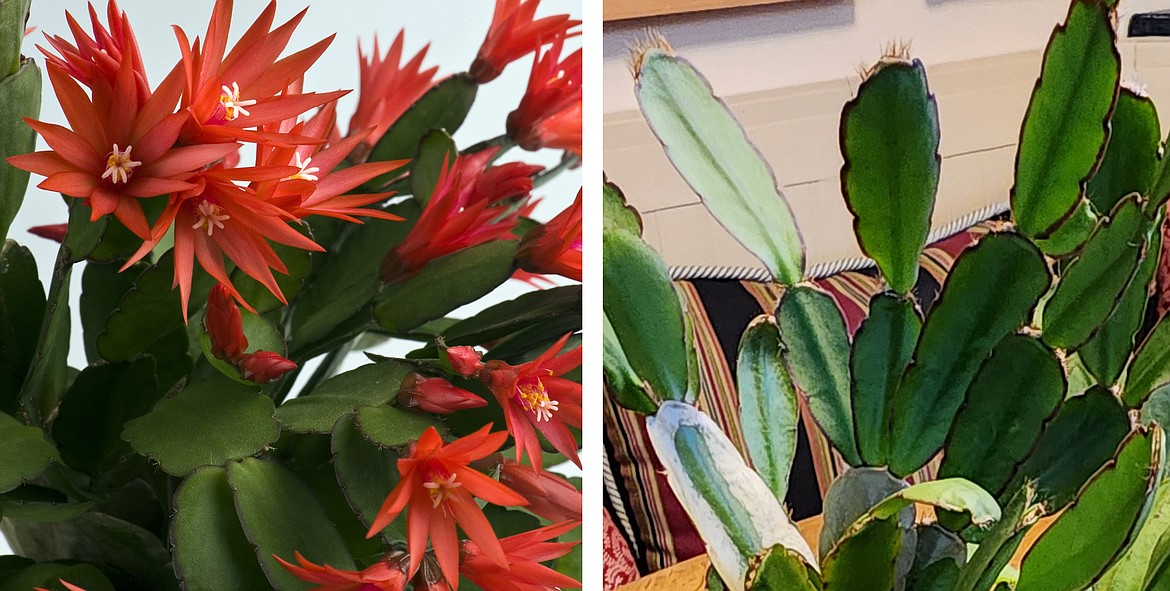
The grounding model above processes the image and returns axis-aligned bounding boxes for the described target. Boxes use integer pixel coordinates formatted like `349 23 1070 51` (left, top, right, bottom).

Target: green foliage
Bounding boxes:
839 59 940 294
0 58 39 244
851 292 919 467
635 49 804 284
737 316 799 503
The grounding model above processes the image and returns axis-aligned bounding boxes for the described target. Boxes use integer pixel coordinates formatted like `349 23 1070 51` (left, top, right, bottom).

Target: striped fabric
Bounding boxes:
603 221 994 576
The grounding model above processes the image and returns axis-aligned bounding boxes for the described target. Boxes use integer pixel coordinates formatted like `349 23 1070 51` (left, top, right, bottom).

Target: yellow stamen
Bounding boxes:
192 201 230 237
422 473 461 508
219 81 257 121
516 376 559 422
101 144 141 184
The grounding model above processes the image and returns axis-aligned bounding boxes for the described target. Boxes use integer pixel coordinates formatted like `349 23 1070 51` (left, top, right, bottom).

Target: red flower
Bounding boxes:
39 0 151 106
8 61 234 239
380 149 541 283
483 334 581 471
517 189 582 281
366 425 527 588
276 550 409 591
350 31 440 150
507 39 581 156
470 0 580 84
498 461 582 522
239 350 297 383
460 521 581 591
398 374 487 414
446 346 484 378
205 283 247 360
173 0 347 146
28 223 69 243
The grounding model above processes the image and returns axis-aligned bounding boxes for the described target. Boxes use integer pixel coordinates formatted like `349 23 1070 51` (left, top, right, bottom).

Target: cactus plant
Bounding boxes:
603 1 1170 589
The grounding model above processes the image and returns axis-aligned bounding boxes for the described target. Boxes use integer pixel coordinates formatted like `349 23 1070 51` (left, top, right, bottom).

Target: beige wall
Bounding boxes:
604 0 1170 276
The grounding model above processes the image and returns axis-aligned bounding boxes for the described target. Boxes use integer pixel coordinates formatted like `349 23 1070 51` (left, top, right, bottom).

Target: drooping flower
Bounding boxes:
398 374 487 414
28 223 69 243
506 39 581 156
366 425 528 588
516 189 582 281
350 31 440 151
380 148 541 283
482 333 582 470
8 61 235 239
172 0 347 146
446 346 484 378
275 549 409 591
459 521 582 591
470 0 580 84
498 460 582 522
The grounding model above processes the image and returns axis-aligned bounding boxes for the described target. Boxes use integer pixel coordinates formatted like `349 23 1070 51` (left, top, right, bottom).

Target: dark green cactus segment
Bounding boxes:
821 516 903 591
0 59 40 244
0 0 29 78
906 524 966 591
745 545 820 591
1017 429 1161 591
819 467 911 559
737 315 799 502
839 59 939 294
1125 313 1170 408
1012 0 1119 240
1043 195 1146 351
777 285 860 466
1006 387 1130 509
938 335 1065 497
851 292 920 467
1081 211 1163 387
635 49 804 285
887 233 1051 477
603 312 658 414
1087 89 1161 214
603 231 689 401
1034 199 1097 257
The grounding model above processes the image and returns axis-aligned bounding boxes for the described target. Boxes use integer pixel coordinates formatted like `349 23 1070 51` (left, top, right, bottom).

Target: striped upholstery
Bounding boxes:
603 221 996 576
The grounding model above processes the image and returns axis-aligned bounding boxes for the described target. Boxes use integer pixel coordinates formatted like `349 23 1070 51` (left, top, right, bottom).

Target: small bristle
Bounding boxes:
859 39 914 81
1123 76 1149 98
628 29 673 79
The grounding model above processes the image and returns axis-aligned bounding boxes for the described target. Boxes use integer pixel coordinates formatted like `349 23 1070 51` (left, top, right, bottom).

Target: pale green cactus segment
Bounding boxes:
0 59 40 244
635 49 804 285
647 401 816 590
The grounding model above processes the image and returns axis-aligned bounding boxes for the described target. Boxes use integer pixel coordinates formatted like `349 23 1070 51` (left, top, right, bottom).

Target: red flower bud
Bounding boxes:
239 351 297 383
506 38 581 156
28 223 68 243
399 374 487 414
205 283 248 361
498 461 582 522
516 189 582 282
447 346 484 378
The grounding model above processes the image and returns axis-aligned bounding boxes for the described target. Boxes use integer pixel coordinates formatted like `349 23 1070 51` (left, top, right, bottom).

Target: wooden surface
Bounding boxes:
616 513 1058 590
603 0 793 22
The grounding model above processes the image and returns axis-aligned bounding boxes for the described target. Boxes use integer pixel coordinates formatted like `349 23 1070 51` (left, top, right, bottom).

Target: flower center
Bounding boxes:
422 472 461 508
192 201 230 236
102 144 141 184
219 81 257 121
286 153 320 182
516 375 559 422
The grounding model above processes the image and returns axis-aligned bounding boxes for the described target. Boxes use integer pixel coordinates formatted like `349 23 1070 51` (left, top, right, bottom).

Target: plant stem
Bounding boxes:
533 153 580 189
464 134 514 160
18 238 73 426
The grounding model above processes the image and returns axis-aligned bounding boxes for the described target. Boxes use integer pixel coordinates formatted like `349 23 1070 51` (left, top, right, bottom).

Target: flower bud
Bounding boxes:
399 373 486 414
447 346 484 378
239 351 296 383
28 223 68 243
205 283 248 361
498 461 582 522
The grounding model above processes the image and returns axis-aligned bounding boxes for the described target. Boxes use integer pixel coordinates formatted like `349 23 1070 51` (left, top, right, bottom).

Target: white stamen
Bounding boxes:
422 473 461 508
191 201 230 237
101 144 141 184
517 377 560 422
219 81 257 121
286 153 320 182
